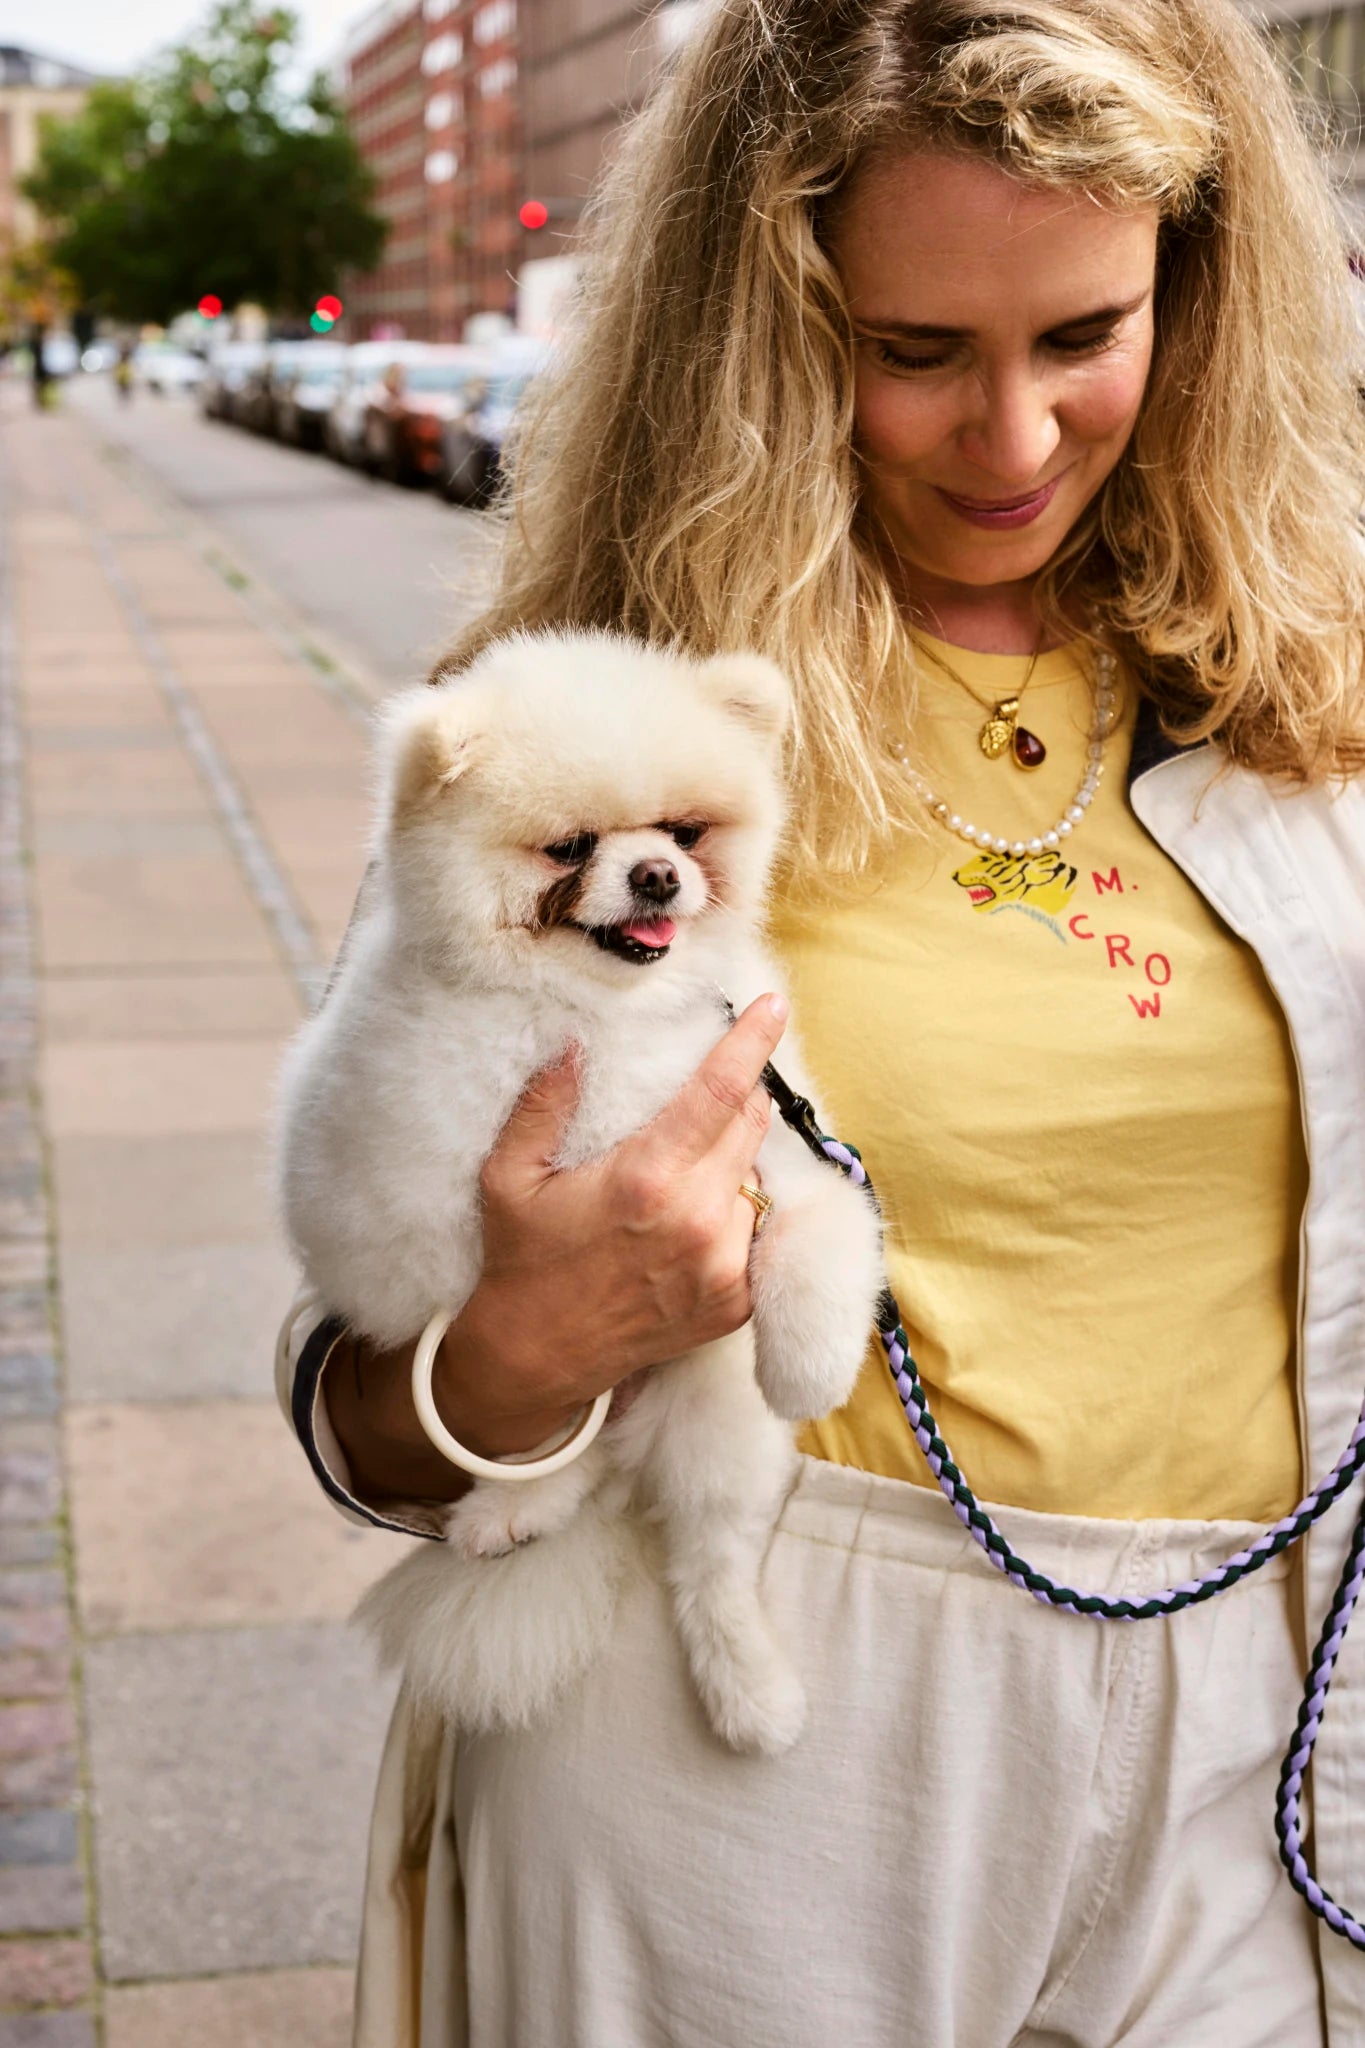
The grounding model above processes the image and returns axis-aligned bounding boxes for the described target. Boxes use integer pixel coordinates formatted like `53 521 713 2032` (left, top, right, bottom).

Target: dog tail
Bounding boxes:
355 1497 642 1734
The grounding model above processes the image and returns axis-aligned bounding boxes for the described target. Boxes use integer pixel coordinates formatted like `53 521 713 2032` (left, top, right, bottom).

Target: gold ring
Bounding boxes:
738 1182 774 1237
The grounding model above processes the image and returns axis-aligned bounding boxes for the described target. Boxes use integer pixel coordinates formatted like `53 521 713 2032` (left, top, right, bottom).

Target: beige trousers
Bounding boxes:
354 1455 1329 2048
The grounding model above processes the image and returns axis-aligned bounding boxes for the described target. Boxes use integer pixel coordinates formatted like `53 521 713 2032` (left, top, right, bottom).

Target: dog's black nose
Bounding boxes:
630 858 680 902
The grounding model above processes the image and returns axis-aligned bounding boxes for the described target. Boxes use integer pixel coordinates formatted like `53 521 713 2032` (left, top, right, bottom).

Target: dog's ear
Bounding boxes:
693 652 791 741
382 684 482 822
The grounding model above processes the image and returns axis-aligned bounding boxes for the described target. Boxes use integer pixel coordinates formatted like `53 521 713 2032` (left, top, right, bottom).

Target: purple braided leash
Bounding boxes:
807 1121 1365 1947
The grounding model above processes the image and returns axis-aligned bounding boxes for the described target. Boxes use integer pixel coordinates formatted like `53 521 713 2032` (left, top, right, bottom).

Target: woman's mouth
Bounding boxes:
934 473 1065 530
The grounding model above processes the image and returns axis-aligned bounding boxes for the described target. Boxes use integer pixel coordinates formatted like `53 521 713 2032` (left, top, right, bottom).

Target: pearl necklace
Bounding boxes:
888 644 1118 856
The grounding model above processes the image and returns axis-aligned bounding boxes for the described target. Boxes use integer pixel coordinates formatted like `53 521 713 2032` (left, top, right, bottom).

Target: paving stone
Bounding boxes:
0 1750 78 1806
14 688 168 734
0 1811 78 1867
51 1132 279 1253
32 859 277 972
66 1400 395 1633
31 819 223 859
40 1038 283 1138
39 971 301 1044
0 1866 86 1934
0 1614 67 1657
0 1653 69 1700
0 1300 46 1346
0 1703 76 1756
104 1966 354 2048
23 748 208 821
0 1360 56 1425
0 1575 63 1612
59 1240 298 1403
0 1939 92 2008
0 2014 96 2047
0 1532 58 1568
84 1623 396 1977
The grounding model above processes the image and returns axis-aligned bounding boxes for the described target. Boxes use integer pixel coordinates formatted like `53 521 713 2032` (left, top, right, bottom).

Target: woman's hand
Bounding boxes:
324 994 789 1503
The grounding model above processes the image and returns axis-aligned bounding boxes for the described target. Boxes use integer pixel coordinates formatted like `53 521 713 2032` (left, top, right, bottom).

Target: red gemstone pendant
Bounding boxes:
1013 726 1046 770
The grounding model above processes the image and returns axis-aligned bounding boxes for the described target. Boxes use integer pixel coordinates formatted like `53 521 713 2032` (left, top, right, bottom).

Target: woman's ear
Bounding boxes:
693 652 792 742
381 683 483 822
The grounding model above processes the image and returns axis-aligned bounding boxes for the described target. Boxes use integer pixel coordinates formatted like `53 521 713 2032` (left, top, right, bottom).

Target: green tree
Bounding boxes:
23 2 386 325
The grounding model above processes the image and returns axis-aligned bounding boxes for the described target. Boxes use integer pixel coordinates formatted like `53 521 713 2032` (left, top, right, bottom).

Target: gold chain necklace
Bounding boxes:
914 634 1048 772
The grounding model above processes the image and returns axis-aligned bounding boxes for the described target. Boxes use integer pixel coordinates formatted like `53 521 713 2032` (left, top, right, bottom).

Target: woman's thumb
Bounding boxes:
494 1044 582 1179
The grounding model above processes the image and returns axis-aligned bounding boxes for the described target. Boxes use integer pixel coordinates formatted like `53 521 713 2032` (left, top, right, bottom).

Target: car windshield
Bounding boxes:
404 363 479 392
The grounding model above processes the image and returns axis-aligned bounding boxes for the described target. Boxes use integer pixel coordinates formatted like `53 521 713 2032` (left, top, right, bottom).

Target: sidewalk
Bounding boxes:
0 394 420 2043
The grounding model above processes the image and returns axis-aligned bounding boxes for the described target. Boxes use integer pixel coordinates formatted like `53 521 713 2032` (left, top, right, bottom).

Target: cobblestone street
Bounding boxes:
0 385 474 2043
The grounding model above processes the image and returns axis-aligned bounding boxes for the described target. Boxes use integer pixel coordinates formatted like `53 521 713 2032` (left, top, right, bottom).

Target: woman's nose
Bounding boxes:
957 366 1062 488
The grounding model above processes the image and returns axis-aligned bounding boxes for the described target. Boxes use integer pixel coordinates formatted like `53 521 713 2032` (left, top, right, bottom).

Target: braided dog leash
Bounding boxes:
759 1054 1365 1949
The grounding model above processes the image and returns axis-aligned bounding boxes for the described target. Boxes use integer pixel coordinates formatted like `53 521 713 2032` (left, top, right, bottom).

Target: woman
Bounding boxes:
278 0 1365 2040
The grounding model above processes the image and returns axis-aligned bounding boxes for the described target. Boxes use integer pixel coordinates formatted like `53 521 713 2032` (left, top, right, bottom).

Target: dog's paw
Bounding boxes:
750 1190 883 1421
706 1654 807 1758
446 1487 534 1559
445 1454 605 1561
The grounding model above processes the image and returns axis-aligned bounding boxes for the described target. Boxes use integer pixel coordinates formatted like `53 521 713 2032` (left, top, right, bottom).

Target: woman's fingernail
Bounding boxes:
766 994 789 1024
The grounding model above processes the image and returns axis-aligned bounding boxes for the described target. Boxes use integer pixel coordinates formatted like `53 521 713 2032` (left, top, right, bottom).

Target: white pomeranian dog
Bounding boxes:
276 628 882 1756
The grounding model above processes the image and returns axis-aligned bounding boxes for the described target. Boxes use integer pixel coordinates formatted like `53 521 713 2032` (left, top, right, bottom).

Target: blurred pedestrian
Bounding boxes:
280 2 1365 2042
114 339 135 404
28 324 54 412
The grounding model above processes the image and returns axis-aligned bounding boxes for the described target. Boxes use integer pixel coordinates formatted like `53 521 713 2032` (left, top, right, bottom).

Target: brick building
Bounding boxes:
518 0 702 255
341 0 522 339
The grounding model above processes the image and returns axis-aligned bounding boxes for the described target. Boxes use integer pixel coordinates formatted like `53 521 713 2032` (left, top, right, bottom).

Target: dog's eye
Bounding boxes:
542 833 598 866
660 822 707 851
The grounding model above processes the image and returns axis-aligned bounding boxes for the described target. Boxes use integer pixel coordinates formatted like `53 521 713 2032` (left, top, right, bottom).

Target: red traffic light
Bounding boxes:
316 294 343 321
519 200 549 230
198 294 223 319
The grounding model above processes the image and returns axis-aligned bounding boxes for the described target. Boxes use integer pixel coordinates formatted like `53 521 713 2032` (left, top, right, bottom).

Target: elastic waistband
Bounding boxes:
777 1454 1295 1595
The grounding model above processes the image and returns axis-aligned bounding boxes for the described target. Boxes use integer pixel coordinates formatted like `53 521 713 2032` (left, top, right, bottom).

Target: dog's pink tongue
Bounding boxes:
622 918 676 946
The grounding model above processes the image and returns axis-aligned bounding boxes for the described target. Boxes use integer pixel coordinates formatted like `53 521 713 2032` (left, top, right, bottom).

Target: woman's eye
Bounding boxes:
660 822 707 850
872 342 950 375
1047 328 1119 357
542 833 597 866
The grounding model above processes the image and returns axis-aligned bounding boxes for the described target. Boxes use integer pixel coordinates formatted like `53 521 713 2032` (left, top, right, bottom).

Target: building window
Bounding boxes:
426 91 460 128
1269 4 1365 112
424 0 455 19
422 30 463 74
425 149 459 183
473 0 516 43
477 56 517 96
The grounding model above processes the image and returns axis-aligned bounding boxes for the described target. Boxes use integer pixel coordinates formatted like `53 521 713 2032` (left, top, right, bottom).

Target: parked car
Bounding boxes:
440 343 547 505
275 343 349 450
323 341 433 467
200 341 267 420
134 342 207 394
237 340 328 436
361 347 497 486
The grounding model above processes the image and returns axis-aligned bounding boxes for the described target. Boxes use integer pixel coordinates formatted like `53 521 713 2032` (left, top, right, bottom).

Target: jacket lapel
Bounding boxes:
1131 747 1365 2038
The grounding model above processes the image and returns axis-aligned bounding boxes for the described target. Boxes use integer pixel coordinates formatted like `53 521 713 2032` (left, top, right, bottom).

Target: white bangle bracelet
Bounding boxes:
411 1310 613 1482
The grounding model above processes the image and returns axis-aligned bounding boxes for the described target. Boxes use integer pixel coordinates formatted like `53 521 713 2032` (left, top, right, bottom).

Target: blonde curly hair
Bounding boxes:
441 0 1365 884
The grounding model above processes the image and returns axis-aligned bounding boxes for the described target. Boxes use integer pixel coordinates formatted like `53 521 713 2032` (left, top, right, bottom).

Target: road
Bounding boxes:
65 374 499 697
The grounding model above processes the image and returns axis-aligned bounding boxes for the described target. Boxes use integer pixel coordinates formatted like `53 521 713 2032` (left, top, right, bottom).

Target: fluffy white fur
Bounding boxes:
276 629 883 1755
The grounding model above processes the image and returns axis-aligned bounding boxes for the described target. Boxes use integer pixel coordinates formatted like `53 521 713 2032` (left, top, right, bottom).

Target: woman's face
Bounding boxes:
828 150 1159 599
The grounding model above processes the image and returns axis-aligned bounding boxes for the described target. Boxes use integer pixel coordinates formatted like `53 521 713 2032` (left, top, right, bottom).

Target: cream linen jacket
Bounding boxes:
278 714 1365 2034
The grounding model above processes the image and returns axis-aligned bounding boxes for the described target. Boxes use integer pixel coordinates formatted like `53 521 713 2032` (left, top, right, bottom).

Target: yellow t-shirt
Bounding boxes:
779 636 1307 1521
